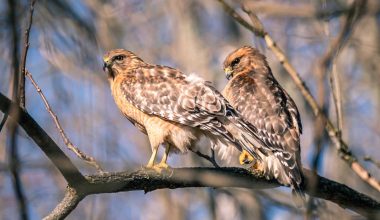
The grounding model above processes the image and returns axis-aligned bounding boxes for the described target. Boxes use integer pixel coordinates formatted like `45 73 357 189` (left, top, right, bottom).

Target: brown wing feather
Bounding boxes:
119 65 244 145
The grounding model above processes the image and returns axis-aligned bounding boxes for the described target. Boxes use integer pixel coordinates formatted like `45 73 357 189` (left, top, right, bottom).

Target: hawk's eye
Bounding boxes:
114 55 125 61
231 58 240 67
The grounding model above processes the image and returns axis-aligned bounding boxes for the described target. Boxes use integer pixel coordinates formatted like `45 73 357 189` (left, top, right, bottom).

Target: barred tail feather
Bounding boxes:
282 153 306 206
224 113 306 206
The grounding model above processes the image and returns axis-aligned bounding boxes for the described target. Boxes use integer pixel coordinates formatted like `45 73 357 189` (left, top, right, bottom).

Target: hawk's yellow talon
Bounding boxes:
239 150 255 165
244 159 265 178
146 144 171 173
239 150 265 177
151 162 170 173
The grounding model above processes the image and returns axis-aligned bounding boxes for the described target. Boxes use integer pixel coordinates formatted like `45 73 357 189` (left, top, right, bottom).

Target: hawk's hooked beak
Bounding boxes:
103 57 112 71
224 67 233 80
103 57 115 79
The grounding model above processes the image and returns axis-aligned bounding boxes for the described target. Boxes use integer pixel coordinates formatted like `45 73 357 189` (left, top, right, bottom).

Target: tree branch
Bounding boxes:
306 1 364 215
216 0 380 193
242 0 380 19
364 156 380 169
190 149 220 168
7 0 28 219
44 167 380 219
0 92 87 188
320 0 363 139
25 70 103 172
0 114 8 132
19 0 37 108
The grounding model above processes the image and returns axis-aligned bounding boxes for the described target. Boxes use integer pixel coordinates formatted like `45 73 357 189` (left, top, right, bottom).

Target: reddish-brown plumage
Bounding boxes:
223 46 304 197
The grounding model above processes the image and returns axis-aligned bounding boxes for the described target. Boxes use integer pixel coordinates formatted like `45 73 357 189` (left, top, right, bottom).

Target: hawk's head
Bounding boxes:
103 49 144 79
223 46 268 80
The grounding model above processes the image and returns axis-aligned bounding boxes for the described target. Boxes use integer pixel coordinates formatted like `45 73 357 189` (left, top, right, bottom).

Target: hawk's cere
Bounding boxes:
102 49 265 170
222 46 304 196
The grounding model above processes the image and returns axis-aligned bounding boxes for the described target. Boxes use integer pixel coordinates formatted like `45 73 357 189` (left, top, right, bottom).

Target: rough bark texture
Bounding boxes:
42 168 380 219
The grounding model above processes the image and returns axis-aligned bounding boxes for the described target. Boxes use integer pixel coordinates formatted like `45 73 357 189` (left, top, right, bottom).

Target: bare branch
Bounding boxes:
191 149 220 168
330 64 343 136
43 187 84 220
19 0 37 108
44 167 380 219
364 156 380 169
306 1 363 215
320 0 363 138
0 114 8 132
217 0 380 192
0 92 87 187
242 0 380 19
25 70 104 173
7 0 28 218
242 1 339 19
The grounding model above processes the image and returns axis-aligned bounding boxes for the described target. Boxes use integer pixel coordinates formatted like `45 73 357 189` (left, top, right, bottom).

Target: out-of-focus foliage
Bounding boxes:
0 0 379 219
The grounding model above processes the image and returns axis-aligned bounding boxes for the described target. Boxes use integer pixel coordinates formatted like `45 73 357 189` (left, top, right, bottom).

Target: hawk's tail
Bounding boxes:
227 115 306 205
281 152 306 206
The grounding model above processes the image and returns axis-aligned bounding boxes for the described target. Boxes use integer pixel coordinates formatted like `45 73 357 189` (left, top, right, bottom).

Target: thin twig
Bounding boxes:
330 64 343 136
216 0 380 192
25 70 104 173
321 0 363 139
19 0 37 108
241 0 372 19
364 156 380 169
191 149 220 168
0 93 87 186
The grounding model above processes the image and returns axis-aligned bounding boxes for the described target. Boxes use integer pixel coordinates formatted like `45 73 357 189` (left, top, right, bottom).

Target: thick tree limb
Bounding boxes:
0 92 87 188
44 167 380 220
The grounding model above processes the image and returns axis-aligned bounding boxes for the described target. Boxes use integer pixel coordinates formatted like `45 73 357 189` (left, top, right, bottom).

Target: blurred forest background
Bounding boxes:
0 0 380 219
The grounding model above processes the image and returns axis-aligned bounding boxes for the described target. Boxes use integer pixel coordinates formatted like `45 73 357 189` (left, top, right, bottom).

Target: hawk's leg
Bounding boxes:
155 144 170 169
146 147 159 168
147 144 171 173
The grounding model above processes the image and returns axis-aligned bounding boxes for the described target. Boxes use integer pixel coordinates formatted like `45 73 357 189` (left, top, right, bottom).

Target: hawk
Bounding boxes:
222 46 304 197
102 49 264 170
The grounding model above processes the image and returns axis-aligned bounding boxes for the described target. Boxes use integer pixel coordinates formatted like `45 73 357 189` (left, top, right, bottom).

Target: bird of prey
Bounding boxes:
102 49 264 170
222 46 304 196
